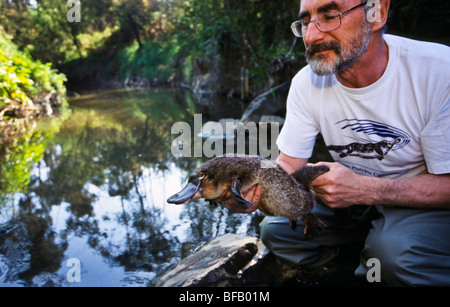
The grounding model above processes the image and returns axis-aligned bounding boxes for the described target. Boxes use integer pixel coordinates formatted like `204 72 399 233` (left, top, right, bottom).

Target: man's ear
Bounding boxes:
366 0 390 32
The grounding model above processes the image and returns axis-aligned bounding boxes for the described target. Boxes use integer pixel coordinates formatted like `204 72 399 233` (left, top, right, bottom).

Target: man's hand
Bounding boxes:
310 162 374 208
223 185 262 214
310 162 450 210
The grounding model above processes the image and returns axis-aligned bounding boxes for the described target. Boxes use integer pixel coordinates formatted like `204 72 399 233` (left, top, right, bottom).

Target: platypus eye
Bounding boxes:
188 174 201 186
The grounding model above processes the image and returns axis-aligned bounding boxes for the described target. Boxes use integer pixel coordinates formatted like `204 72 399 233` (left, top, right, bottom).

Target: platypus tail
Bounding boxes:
291 165 330 191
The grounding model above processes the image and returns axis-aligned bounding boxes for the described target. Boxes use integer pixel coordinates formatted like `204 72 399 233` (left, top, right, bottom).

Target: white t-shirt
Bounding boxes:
277 34 450 179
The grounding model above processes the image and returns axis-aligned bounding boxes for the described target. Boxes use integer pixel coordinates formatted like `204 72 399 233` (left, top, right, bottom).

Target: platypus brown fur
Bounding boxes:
167 155 329 237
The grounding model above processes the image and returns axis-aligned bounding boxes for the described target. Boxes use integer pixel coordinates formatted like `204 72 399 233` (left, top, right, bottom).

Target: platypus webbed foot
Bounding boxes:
230 178 254 210
292 165 330 191
302 214 325 238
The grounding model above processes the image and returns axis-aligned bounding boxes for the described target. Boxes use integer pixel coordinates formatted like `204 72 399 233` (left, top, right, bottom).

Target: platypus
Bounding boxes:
167 155 329 237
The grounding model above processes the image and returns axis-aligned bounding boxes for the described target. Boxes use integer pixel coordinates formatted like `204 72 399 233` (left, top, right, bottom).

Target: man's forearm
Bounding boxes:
311 162 450 210
364 173 450 210
276 153 308 175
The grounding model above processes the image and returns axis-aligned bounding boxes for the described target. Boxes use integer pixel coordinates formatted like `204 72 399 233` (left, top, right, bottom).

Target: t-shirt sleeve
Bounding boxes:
276 71 319 159
421 92 450 175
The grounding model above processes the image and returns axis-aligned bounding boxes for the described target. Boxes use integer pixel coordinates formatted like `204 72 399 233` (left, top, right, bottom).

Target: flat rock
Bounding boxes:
155 234 267 287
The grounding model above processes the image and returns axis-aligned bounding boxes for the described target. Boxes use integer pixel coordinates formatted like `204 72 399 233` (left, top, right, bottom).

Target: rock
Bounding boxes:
38 91 59 116
192 73 217 97
240 82 290 124
155 234 267 287
67 91 80 97
154 234 315 287
124 76 150 88
0 215 65 285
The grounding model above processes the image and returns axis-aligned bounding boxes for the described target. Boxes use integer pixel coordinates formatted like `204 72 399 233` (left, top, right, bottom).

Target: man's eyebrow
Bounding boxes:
298 1 342 19
317 1 342 14
298 10 310 19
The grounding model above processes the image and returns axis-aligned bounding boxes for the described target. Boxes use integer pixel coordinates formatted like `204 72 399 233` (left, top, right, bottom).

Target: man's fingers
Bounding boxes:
252 185 262 204
308 161 336 168
223 185 261 214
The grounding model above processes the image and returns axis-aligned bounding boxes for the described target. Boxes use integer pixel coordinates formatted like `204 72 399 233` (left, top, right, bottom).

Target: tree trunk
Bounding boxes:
126 13 143 50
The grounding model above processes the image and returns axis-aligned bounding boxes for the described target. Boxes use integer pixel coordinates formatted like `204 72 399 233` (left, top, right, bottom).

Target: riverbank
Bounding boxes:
0 30 67 148
0 29 69 202
0 91 65 145
60 43 301 104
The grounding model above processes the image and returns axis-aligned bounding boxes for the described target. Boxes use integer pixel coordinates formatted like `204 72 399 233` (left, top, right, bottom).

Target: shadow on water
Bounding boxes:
0 88 263 287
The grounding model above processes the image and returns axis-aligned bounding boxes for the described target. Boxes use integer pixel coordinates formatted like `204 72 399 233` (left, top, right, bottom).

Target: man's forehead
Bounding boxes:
299 0 355 17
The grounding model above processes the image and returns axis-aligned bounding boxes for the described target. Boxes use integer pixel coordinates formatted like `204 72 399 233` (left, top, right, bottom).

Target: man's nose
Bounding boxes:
303 21 327 46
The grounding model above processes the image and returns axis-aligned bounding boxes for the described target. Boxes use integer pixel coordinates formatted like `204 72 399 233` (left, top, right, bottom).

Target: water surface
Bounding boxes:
0 88 262 287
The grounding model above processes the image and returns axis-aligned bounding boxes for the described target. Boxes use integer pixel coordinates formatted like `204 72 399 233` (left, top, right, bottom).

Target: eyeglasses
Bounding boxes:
291 1 367 38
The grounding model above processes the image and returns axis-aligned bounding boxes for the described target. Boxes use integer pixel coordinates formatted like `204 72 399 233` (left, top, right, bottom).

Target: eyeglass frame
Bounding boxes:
291 1 368 38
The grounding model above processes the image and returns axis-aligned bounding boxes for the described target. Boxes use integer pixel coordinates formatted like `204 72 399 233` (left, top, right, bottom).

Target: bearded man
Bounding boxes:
226 0 450 286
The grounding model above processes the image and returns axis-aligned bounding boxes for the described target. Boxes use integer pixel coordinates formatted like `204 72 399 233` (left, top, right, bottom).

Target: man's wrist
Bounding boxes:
360 176 384 206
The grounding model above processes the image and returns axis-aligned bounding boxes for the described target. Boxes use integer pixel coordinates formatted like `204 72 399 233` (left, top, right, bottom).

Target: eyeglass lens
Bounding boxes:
291 12 342 37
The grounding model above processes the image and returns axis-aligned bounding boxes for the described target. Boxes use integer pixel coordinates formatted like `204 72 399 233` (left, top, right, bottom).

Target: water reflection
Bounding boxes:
0 89 263 287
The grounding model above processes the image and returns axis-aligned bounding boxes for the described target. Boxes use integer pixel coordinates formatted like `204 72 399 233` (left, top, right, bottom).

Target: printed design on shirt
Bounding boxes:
327 119 411 161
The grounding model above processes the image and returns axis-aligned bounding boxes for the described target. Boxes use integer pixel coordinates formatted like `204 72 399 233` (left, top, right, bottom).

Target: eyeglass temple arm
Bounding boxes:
341 1 368 17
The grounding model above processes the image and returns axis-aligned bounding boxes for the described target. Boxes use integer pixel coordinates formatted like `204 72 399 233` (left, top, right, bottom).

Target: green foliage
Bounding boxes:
115 38 181 81
167 0 299 85
0 116 63 196
0 47 34 106
1 0 448 93
0 30 67 110
0 0 117 63
0 29 68 198
77 26 118 54
0 130 47 194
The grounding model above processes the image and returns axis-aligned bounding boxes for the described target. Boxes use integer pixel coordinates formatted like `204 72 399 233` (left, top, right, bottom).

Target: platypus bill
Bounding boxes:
167 155 329 237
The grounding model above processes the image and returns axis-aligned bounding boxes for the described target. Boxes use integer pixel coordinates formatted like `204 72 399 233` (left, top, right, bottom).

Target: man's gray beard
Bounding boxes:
307 23 372 76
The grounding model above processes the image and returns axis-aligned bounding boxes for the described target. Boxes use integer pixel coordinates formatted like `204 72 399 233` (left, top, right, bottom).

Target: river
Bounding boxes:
0 88 264 287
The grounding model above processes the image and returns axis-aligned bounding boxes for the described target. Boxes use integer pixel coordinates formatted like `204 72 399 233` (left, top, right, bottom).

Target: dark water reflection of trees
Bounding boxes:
0 89 263 286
